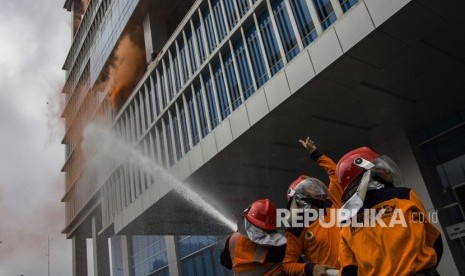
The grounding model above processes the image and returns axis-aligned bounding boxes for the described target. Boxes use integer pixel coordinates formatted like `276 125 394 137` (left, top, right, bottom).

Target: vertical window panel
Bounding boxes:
223 0 238 29
164 117 175 166
203 7 217 53
172 49 182 92
194 84 209 137
245 24 268 89
237 0 250 17
234 39 254 99
179 100 190 153
165 59 174 100
312 0 337 29
194 19 207 63
290 0 317 46
223 51 242 110
339 0 358 12
186 28 198 73
258 10 283 75
212 0 227 41
186 91 200 145
170 109 182 160
178 38 189 85
158 69 167 109
272 0 300 60
213 63 230 119
204 73 219 129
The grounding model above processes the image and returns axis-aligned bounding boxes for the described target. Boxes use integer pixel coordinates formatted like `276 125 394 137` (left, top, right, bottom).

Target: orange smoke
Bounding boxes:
107 26 146 110
82 0 89 10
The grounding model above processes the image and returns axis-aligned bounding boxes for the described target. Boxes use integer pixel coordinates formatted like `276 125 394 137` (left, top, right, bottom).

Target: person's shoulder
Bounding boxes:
364 187 412 208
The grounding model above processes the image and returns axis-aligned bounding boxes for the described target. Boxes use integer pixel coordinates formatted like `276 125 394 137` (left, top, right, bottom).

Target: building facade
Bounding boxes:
61 0 465 275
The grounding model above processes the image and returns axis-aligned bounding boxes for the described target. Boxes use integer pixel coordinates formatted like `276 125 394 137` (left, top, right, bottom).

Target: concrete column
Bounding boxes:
143 13 168 63
165 236 180 276
92 216 111 276
72 235 88 276
121 236 134 276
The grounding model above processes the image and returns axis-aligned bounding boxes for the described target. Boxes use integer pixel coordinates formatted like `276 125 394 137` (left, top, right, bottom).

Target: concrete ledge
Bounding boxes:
285 51 315 94
187 144 204 172
214 119 233 152
308 28 344 74
229 105 250 139
364 0 411 27
264 71 291 111
335 2 376 52
246 89 269 126
200 132 218 163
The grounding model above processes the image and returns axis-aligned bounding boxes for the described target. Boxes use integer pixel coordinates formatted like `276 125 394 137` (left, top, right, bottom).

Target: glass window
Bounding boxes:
223 51 242 110
158 69 167 109
151 75 160 117
212 0 227 41
213 63 230 119
204 73 219 129
224 0 238 29
178 38 189 84
178 236 232 276
194 19 207 63
290 0 317 46
179 101 190 153
131 236 168 276
234 38 254 99
312 0 337 30
272 0 300 60
202 7 217 53
245 24 268 89
339 0 358 12
164 117 174 166
165 59 174 100
186 28 198 73
194 84 209 137
186 91 200 145
170 108 182 160
157 124 166 167
172 49 182 92
237 0 250 17
258 10 283 75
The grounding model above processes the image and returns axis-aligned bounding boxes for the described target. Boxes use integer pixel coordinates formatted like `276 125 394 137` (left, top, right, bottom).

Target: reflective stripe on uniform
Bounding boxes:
229 232 241 265
253 245 266 263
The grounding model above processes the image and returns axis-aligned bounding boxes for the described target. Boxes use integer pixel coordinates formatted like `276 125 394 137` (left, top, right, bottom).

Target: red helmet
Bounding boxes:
336 147 380 191
287 175 331 208
244 199 277 231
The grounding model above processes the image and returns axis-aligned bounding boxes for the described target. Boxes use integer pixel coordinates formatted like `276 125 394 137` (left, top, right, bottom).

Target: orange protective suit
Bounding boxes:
339 187 442 276
283 153 343 276
222 232 286 276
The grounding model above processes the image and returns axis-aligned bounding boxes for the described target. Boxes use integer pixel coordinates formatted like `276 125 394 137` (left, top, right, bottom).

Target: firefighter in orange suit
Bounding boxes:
336 147 443 276
283 138 343 276
220 199 287 276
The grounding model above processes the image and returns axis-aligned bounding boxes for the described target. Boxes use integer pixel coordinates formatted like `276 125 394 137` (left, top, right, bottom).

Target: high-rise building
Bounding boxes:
61 0 465 275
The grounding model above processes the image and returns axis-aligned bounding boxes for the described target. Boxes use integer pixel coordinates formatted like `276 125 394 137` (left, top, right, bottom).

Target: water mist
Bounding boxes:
82 123 237 232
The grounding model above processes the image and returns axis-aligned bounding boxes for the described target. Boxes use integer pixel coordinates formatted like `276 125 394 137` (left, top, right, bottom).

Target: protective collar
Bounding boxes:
243 218 286 247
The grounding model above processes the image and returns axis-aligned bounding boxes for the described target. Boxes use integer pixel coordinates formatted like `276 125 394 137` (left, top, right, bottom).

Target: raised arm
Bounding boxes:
299 137 343 207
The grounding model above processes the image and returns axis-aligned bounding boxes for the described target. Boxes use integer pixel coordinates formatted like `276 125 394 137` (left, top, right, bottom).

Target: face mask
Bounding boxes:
244 218 286 247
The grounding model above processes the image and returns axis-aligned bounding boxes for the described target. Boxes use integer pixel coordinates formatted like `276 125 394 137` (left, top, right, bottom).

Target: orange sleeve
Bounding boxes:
282 231 306 276
317 155 343 208
339 230 358 274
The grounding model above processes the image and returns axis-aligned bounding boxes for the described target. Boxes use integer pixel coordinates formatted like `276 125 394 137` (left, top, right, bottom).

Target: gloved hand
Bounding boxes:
313 264 335 276
299 137 317 154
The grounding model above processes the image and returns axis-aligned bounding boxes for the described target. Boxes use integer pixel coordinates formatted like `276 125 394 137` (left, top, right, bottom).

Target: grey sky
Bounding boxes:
0 0 72 275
